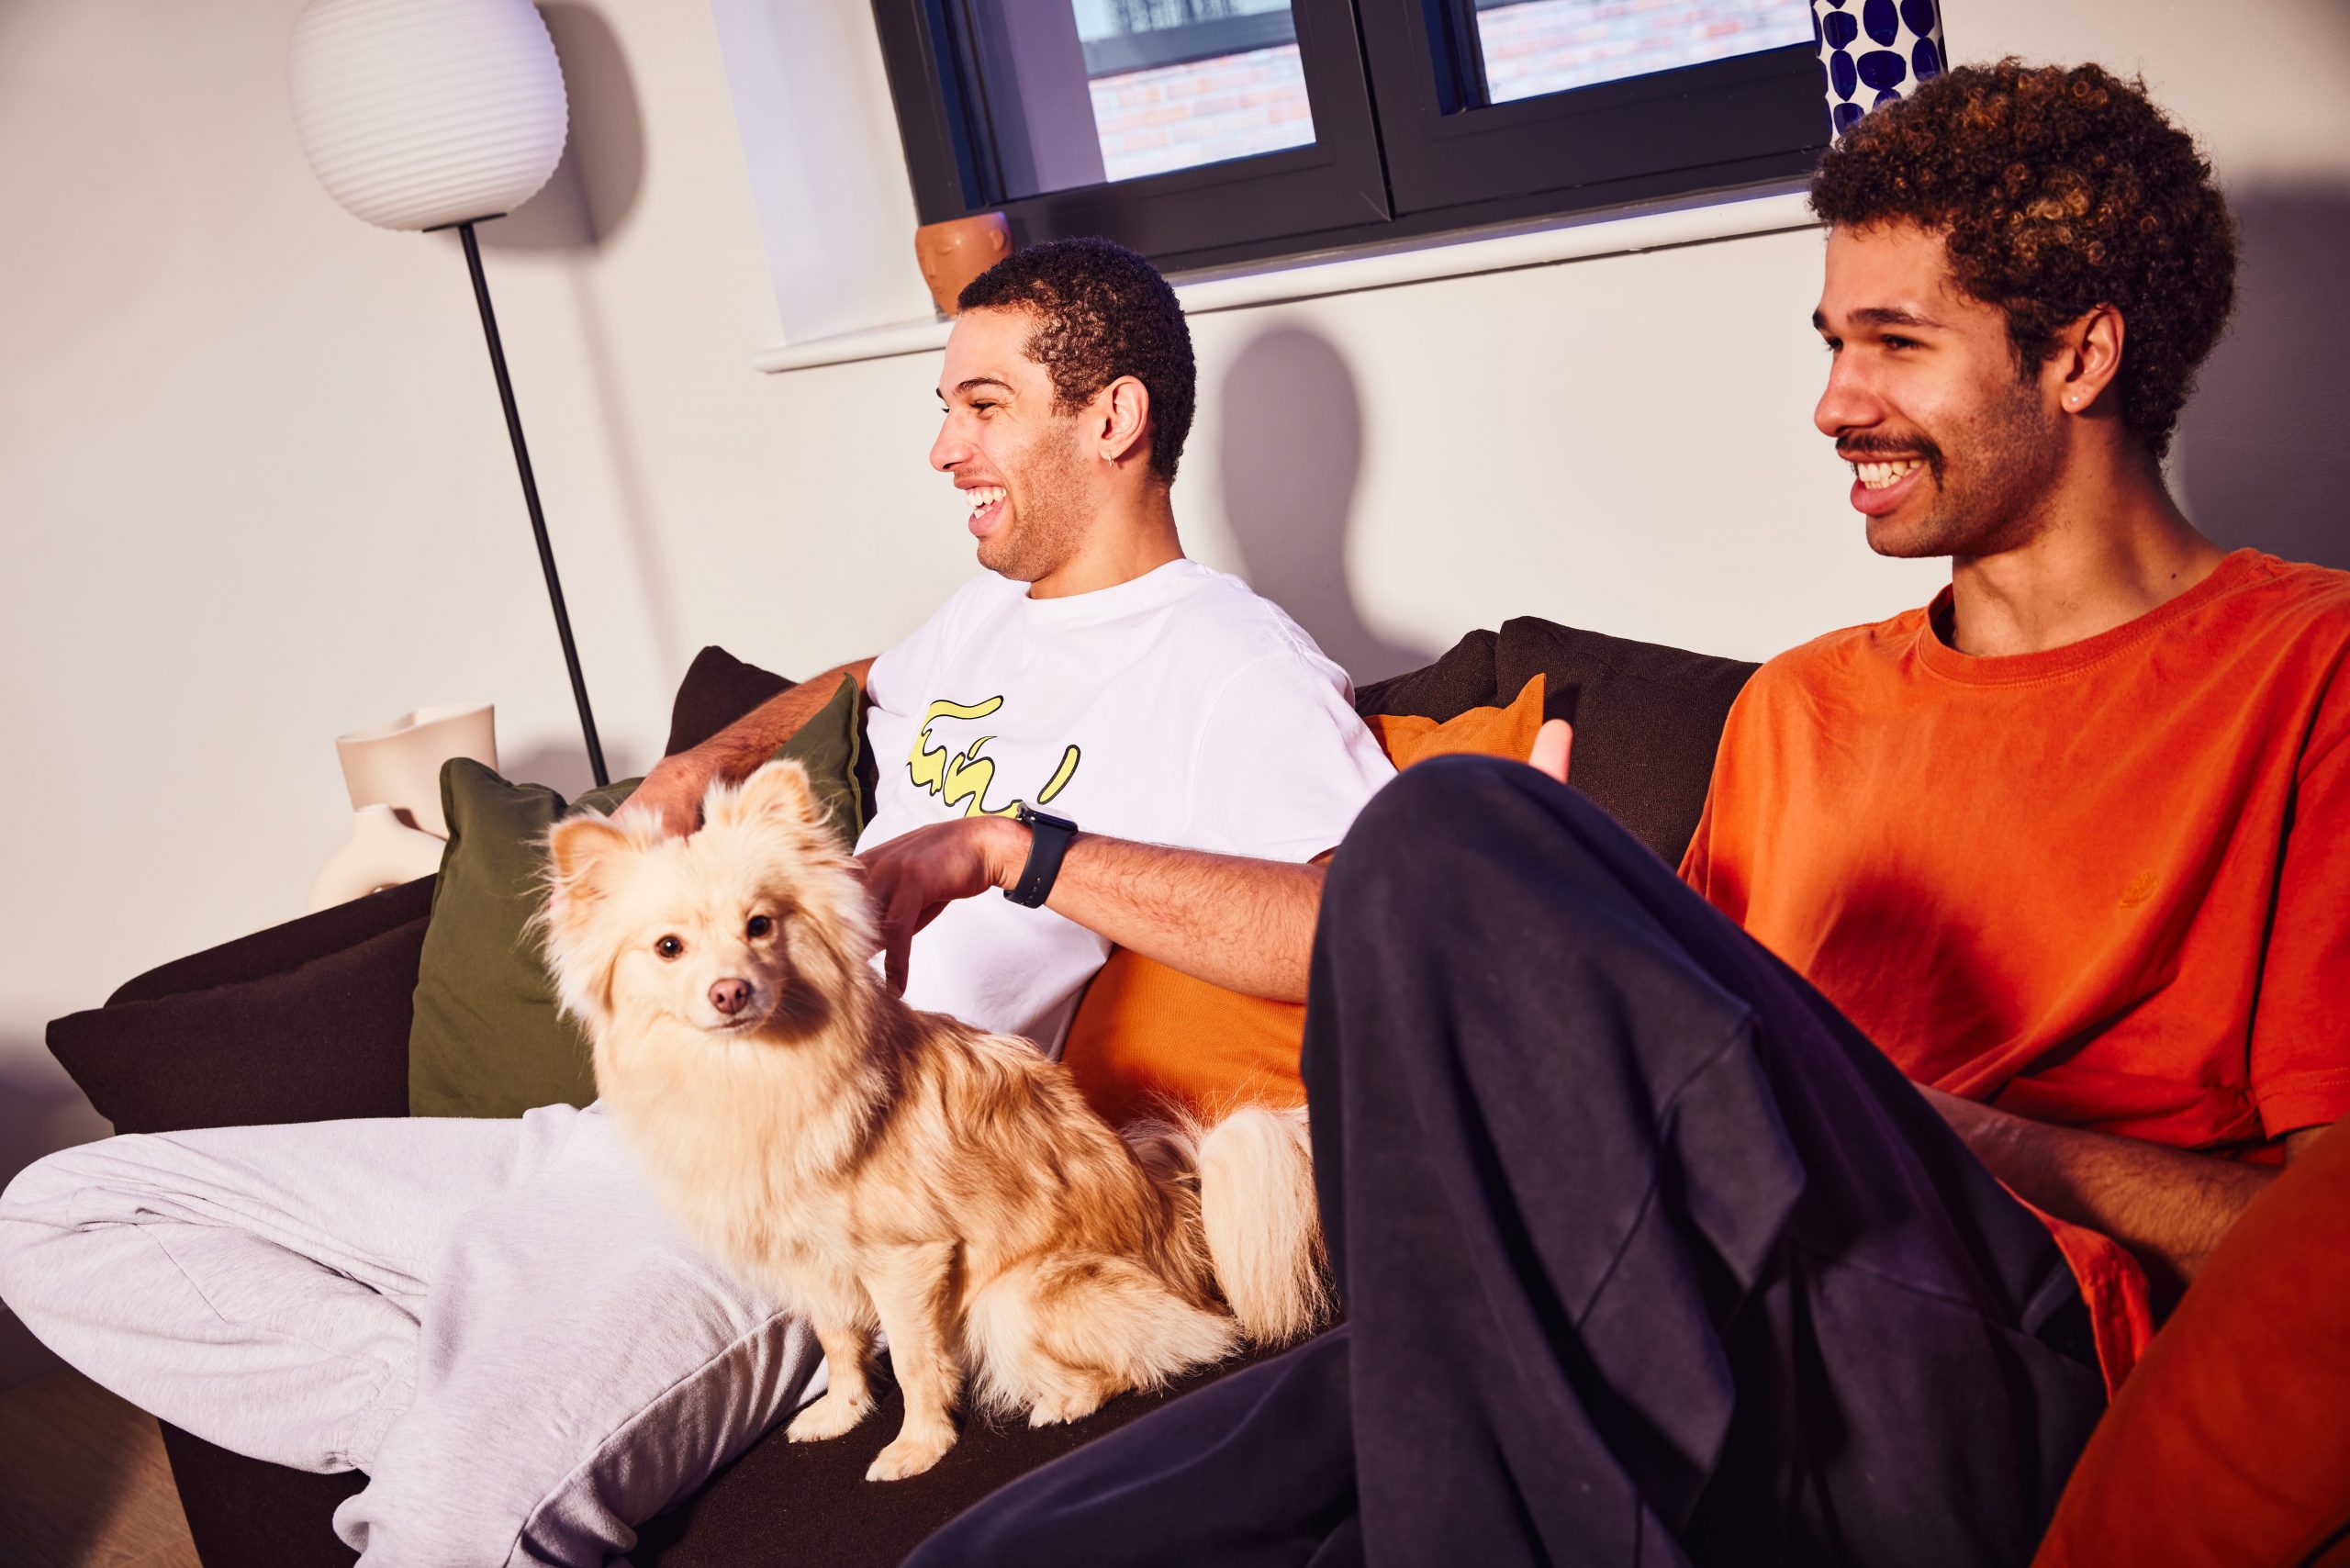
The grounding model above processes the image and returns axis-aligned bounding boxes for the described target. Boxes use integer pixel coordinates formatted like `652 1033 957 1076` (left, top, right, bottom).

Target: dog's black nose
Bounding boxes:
709 979 752 1016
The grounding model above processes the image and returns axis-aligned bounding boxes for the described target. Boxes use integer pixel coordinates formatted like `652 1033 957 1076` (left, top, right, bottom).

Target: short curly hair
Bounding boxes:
957 237 1196 485
1810 60 2237 459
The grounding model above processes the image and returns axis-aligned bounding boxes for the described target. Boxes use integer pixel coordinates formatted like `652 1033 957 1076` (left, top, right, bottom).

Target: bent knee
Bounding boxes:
1338 754 1518 866
0 1140 117 1310
1332 754 1622 902
0 1131 186 1218
0 1137 125 1222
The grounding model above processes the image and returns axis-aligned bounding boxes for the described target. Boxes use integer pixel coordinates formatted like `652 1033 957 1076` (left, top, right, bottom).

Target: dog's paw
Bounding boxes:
866 1428 955 1482
1025 1387 1108 1428
787 1390 871 1444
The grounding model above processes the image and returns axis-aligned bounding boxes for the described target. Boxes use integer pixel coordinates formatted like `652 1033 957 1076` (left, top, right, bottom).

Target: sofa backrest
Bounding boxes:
676 624 1758 870
1356 619 1757 866
55 624 1756 1140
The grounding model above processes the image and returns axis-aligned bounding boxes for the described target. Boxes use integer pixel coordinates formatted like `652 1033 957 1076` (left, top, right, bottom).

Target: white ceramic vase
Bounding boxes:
307 704 498 912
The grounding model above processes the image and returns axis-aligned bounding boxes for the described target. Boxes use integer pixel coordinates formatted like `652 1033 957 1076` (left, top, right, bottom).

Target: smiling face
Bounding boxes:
1813 221 2069 560
929 306 1104 585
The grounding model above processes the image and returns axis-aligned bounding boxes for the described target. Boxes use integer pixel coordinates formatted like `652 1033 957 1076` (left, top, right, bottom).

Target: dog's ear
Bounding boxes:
540 814 634 1024
708 759 822 833
546 814 632 904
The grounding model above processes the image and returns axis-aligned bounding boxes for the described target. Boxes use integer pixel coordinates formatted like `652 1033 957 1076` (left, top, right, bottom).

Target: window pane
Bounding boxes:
1469 0 1814 106
972 1 1315 199
1086 43 1314 185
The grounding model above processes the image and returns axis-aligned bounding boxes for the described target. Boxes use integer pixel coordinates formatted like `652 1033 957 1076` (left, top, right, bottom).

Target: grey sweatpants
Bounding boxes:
0 1102 821 1565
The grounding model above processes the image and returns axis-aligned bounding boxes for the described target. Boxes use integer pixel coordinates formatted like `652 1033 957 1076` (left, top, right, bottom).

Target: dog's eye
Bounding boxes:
746 914 773 939
655 935 684 960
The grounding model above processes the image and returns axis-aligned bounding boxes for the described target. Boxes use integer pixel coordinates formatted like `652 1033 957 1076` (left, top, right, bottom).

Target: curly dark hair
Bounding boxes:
957 237 1197 485
1810 60 2236 459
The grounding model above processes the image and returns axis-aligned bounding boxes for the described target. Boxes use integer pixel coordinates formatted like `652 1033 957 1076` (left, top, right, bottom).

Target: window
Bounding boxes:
871 0 1830 274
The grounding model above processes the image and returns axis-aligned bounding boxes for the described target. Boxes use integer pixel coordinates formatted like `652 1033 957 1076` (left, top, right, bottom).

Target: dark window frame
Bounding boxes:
878 0 1391 263
1365 1 1828 218
1080 7 1299 78
869 0 1831 276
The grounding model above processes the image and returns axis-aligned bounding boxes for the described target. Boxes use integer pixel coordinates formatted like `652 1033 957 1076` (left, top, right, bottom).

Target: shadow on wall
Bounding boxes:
1217 326 1436 688
473 1 644 253
2176 185 2350 570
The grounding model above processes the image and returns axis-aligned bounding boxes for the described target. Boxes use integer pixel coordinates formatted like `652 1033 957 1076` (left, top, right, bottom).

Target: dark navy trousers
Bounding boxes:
909 757 2107 1567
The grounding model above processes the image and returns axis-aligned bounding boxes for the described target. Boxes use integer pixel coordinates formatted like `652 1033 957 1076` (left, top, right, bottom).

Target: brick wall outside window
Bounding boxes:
1088 43 1314 184
1478 0 1810 104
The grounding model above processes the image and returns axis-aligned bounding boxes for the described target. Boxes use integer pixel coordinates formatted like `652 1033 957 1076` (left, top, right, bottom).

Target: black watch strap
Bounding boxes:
1006 802 1078 907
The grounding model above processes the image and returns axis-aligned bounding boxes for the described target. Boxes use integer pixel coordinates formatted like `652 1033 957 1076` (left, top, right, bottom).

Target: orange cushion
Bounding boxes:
1062 677 1547 1125
1062 953 1311 1128
1365 672 1547 770
2031 1124 2350 1568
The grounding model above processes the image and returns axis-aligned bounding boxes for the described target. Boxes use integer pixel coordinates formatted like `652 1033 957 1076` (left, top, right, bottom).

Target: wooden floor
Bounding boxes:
0 1371 200 1568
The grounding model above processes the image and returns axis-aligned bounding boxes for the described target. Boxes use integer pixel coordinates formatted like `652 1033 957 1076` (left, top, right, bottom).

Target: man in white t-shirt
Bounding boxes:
0 238 1389 1567
631 238 1391 1052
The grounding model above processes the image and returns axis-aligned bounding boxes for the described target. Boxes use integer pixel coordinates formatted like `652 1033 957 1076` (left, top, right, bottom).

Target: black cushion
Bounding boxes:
664 644 796 755
49 913 424 1137
109 877 434 1006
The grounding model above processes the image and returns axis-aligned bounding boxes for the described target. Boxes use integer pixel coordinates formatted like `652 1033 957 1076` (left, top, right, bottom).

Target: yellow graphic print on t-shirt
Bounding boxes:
907 697 1081 818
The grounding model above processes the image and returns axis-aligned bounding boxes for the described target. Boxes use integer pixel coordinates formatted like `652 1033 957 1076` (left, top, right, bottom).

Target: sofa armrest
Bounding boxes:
50 906 424 1137
108 877 434 1005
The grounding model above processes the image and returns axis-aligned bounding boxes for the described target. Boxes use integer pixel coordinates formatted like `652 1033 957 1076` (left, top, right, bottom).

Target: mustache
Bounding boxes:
1836 432 1945 476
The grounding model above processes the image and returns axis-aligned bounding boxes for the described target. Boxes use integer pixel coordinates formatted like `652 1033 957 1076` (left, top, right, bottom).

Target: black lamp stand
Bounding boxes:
446 216 610 787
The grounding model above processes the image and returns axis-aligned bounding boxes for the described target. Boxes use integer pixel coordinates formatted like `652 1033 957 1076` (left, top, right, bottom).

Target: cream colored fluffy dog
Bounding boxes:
541 759 1328 1481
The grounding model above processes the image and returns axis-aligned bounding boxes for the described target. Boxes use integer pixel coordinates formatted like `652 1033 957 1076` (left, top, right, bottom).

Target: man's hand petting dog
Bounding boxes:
857 815 1030 997
623 750 720 839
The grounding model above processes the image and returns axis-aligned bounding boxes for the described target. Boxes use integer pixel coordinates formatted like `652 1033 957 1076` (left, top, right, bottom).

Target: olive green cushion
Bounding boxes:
407 675 867 1117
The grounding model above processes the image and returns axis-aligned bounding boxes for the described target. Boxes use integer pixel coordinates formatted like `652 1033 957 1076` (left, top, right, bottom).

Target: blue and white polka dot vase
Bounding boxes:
1813 0 1948 139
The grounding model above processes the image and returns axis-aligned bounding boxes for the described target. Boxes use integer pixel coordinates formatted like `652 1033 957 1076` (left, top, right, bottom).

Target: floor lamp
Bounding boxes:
288 0 610 787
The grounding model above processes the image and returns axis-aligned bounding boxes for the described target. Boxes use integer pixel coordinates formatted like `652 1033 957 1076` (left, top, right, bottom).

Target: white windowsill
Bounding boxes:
752 185 1818 375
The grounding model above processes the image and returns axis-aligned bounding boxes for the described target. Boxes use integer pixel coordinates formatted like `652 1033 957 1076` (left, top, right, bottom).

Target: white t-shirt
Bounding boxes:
856 558 1394 1051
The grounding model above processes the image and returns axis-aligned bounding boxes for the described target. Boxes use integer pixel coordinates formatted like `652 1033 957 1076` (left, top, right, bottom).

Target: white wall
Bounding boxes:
2 0 2344 1385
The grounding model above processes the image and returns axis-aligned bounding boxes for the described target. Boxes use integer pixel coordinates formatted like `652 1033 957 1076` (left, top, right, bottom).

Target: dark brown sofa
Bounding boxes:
41 619 1756 1567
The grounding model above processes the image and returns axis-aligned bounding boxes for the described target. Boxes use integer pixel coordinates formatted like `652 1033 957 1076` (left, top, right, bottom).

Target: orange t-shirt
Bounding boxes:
1679 551 2350 1376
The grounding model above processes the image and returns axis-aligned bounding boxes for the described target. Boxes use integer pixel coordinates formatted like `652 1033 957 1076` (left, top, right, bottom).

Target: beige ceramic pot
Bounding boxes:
307 703 498 911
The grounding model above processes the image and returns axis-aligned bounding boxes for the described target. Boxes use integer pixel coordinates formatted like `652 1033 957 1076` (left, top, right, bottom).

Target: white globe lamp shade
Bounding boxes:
288 0 568 232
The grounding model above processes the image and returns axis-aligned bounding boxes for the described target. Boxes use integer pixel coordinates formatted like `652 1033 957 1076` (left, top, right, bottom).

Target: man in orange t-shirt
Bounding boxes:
904 62 2347 1568
1684 74 2350 1373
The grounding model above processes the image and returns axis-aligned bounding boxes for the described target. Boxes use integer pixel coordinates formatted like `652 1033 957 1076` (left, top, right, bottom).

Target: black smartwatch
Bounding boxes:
1005 801 1079 908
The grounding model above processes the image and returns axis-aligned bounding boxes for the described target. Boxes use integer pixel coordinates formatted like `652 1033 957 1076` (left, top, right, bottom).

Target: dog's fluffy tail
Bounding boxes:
1193 1104 1331 1346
